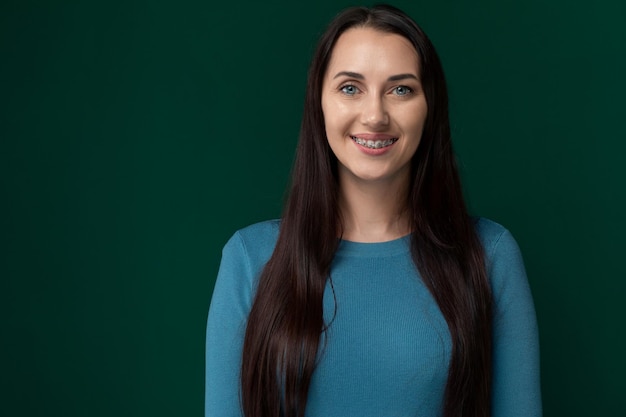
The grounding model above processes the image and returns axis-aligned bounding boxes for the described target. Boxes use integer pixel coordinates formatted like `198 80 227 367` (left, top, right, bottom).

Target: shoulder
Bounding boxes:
473 217 522 266
473 217 530 304
473 217 508 247
230 218 280 241
222 219 281 268
232 219 281 248
213 220 281 309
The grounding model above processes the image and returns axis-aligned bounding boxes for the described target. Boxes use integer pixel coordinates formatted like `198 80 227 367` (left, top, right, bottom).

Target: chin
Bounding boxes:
351 170 395 183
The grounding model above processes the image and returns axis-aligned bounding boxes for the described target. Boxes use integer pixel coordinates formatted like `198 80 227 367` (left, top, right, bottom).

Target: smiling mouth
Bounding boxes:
351 136 399 149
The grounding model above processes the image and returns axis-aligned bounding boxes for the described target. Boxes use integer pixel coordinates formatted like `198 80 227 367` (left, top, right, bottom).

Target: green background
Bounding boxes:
2 0 624 416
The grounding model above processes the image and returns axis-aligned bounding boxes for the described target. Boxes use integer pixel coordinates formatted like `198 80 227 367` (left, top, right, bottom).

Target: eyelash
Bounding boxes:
338 84 414 97
392 85 413 96
340 84 360 95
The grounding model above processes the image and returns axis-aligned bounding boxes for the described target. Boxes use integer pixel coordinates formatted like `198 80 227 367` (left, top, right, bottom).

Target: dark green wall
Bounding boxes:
2 0 624 415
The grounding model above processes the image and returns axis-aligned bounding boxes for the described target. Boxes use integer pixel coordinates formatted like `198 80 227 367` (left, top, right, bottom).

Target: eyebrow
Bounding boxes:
388 73 419 81
332 71 419 81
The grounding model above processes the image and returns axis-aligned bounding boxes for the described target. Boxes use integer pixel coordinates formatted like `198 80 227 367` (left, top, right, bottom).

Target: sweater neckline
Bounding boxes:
335 234 411 258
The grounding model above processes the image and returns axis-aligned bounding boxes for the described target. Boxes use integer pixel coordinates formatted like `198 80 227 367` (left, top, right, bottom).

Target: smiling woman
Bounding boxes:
205 4 541 417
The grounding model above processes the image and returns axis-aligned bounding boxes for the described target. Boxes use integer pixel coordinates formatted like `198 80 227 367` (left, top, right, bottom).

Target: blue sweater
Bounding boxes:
205 218 542 416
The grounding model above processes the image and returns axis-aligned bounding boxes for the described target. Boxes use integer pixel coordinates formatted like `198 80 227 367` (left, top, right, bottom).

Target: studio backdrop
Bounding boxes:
1 0 624 416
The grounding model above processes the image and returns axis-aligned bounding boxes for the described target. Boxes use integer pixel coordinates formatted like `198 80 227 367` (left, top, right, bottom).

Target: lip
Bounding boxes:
350 133 398 156
351 133 397 140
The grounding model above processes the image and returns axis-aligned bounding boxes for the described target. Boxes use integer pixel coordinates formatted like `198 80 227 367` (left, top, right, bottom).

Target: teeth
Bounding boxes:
351 136 398 149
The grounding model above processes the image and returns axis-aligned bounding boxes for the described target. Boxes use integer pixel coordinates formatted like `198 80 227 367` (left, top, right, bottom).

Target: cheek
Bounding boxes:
322 101 347 136
404 103 428 136
410 118 426 137
321 97 334 131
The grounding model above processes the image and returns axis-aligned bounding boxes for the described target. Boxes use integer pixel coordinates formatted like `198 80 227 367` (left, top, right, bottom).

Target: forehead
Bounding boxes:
325 27 420 77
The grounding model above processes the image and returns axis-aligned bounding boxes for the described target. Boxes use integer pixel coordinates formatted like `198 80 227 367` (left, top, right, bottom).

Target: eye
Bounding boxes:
392 85 413 96
340 84 360 95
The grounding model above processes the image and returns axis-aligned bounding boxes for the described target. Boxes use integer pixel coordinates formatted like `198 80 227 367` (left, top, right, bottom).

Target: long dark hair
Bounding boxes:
241 5 492 417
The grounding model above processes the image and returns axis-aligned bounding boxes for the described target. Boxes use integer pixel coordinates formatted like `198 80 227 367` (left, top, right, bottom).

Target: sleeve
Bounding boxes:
205 232 254 417
489 229 542 417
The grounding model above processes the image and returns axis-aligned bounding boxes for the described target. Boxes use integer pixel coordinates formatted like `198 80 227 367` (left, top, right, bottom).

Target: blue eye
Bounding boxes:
393 86 412 96
340 84 359 95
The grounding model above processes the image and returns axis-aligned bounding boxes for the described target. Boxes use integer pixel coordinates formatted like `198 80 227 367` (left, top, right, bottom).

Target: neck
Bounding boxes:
338 170 411 243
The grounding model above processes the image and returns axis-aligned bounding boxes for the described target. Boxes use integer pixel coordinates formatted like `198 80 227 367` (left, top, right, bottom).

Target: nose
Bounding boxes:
360 95 389 128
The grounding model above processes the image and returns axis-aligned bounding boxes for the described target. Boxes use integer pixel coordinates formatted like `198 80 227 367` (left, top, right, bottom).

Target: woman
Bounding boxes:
206 5 541 417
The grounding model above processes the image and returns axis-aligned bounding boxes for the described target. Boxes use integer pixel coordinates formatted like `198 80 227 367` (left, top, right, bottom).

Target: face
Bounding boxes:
321 27 427 185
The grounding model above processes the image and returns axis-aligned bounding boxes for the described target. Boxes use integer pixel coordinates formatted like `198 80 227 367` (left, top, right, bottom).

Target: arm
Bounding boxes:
489 229 542 416
205 232 253 417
